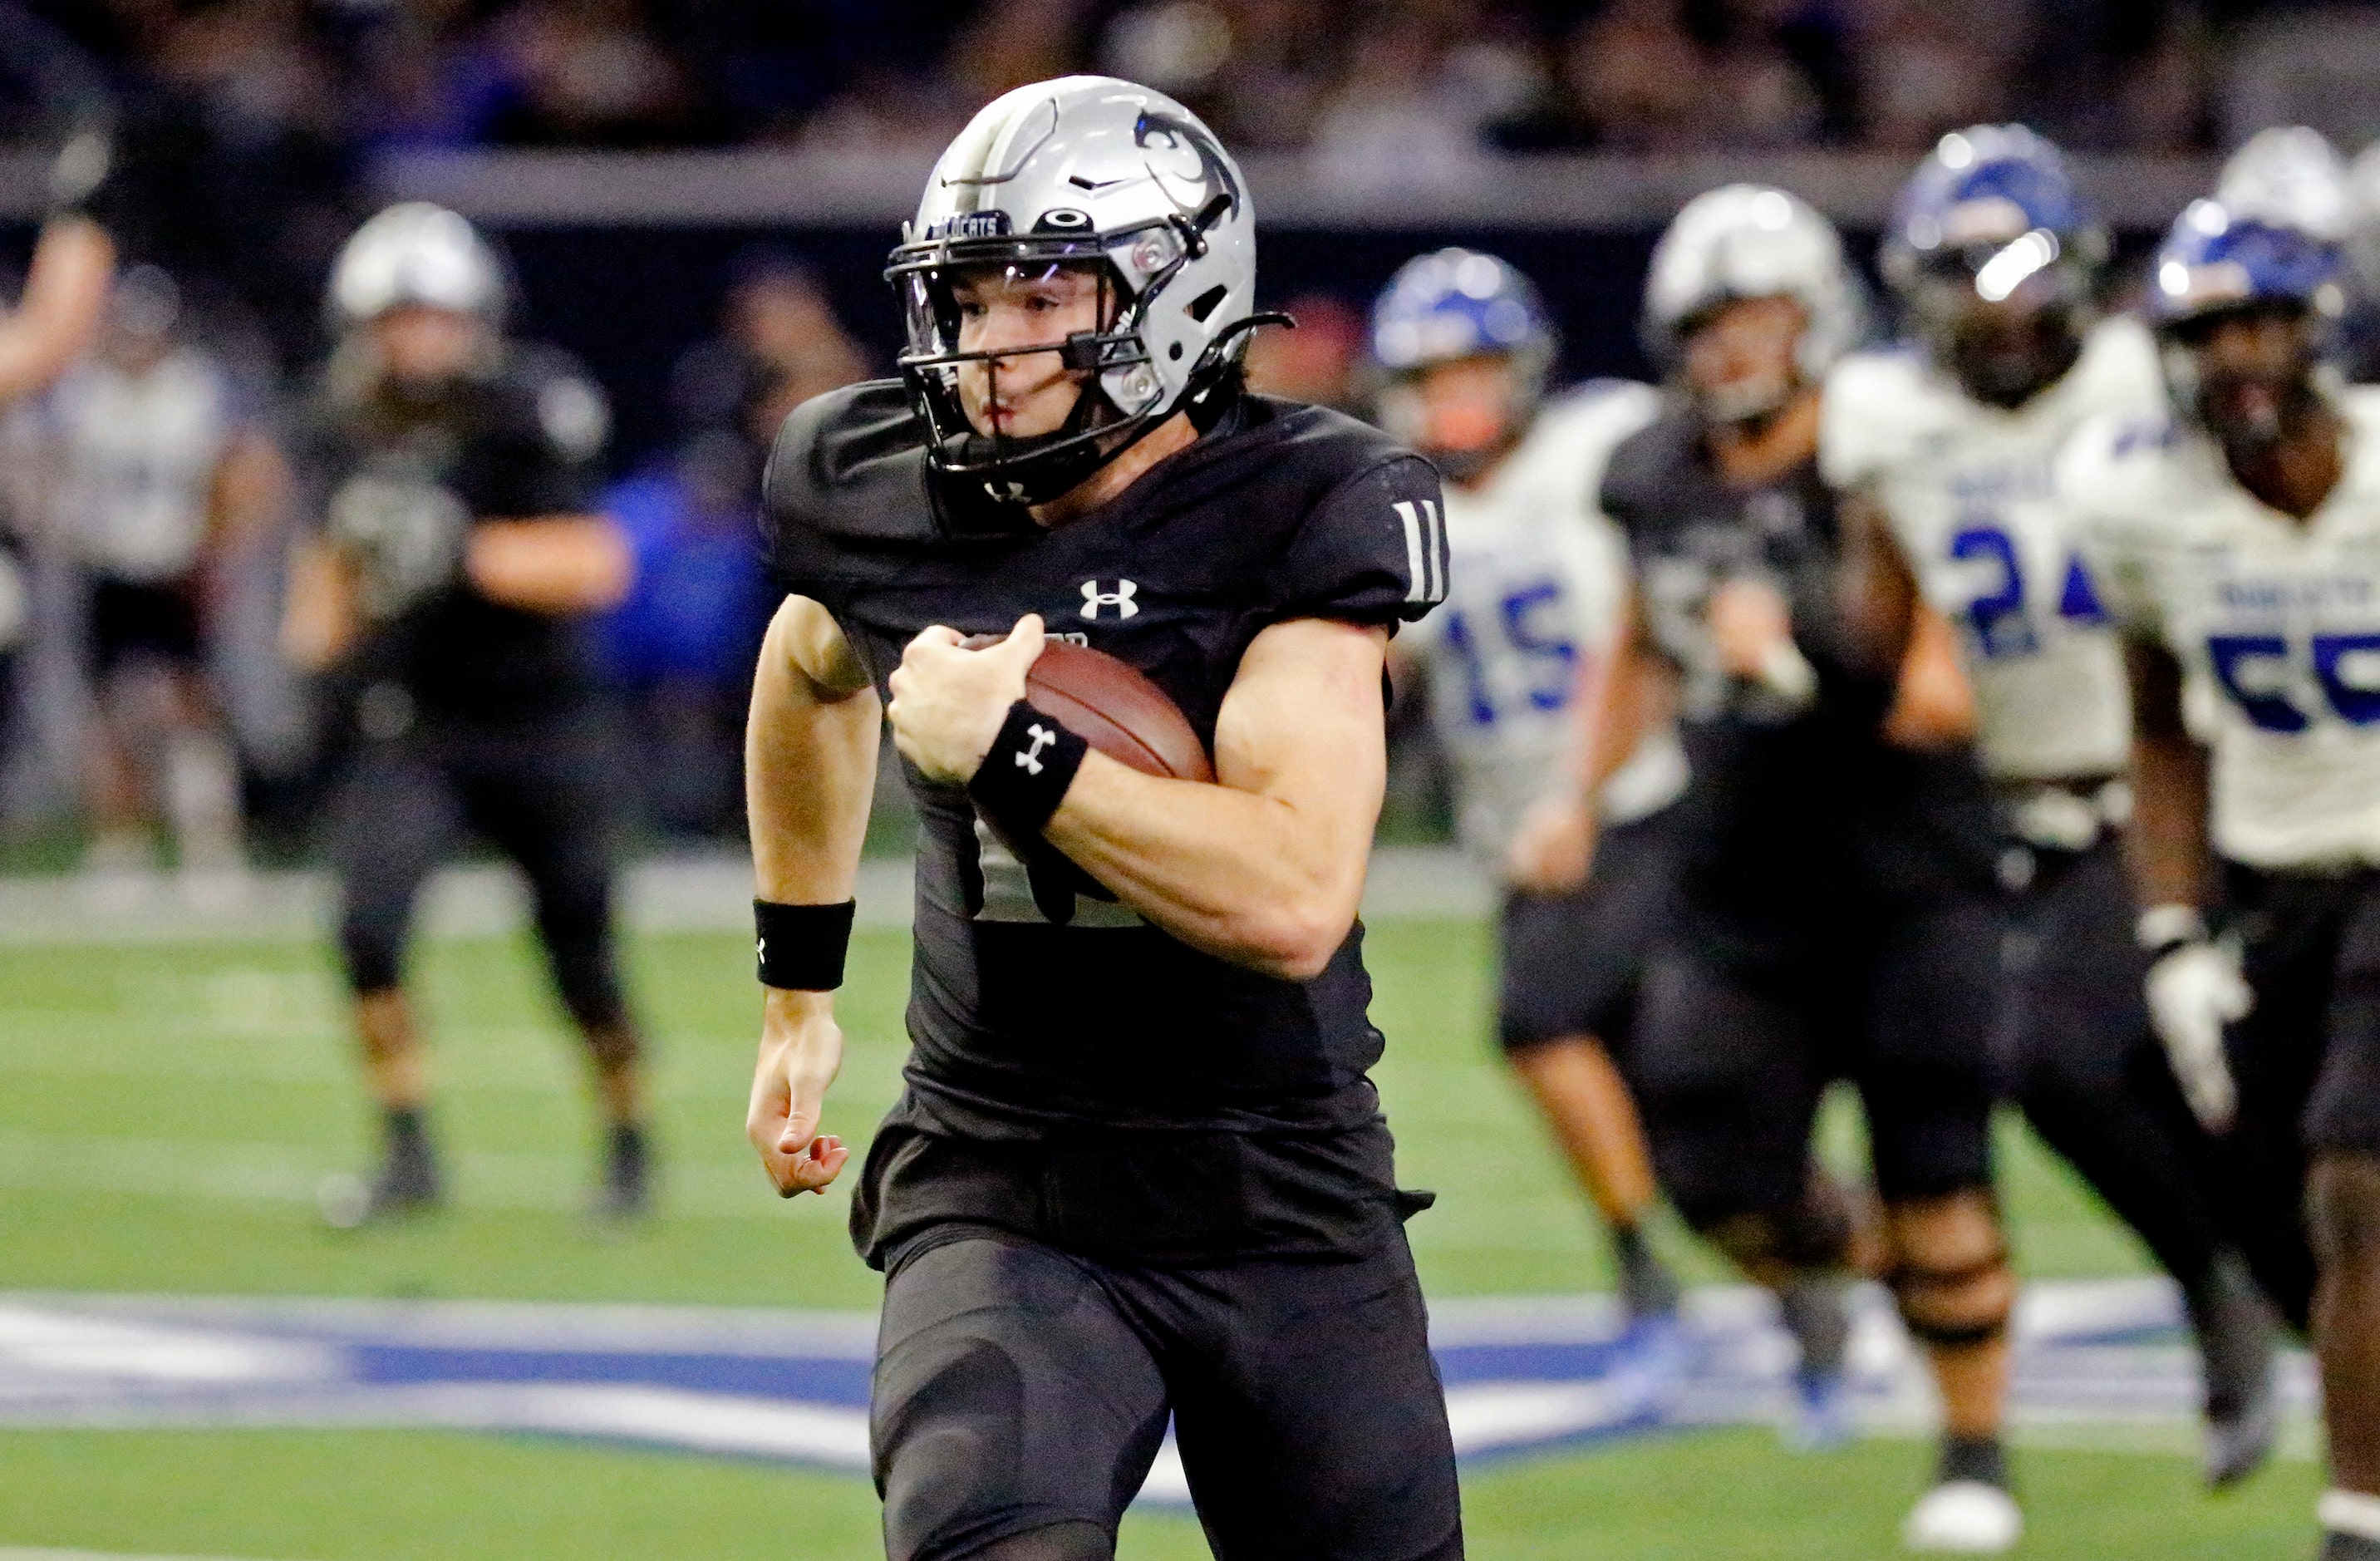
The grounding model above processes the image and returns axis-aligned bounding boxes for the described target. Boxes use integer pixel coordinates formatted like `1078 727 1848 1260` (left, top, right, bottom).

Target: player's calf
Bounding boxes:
2310 1153 2380 1530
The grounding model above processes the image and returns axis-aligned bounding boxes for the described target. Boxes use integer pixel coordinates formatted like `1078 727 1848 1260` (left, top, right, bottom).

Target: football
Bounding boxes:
966 633 1214 782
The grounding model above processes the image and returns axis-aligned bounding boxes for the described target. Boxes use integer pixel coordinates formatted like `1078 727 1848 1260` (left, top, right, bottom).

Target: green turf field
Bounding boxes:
0 918 2323 1558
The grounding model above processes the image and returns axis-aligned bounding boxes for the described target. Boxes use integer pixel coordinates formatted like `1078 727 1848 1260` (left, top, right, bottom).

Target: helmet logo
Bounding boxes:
1135 110 1239 221
927 210 1011 240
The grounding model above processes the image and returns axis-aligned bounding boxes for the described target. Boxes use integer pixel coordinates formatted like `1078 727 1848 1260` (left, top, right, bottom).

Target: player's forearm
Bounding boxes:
0 216 111 408
1576 622 1663 798
747 601 880 905
2128 727 2214 911
1883 607 1977 751
281 536 358 672
2123 639 2214 910
1042 751 1378 979
465 515 633 614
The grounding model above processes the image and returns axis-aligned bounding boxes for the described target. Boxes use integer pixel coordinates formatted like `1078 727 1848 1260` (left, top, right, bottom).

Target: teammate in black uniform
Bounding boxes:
745 77 1461 1561
284 204 650 1224
0 130 116 781
1588 187 2023 1552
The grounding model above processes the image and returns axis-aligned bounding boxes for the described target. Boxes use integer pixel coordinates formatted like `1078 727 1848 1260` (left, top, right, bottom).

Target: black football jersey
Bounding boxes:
297 344 611 726
1601 406 1996 963
765 379 1448 1140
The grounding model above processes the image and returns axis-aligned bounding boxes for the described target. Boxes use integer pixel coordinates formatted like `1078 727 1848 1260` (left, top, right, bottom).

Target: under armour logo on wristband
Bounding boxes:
1016 724 1056 774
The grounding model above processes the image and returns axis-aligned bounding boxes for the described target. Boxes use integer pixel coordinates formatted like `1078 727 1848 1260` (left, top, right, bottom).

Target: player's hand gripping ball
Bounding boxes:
887 616 1048 784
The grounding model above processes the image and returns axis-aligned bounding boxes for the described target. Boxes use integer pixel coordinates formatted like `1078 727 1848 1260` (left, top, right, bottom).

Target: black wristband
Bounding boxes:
966 701 1089 843
755 899 856 991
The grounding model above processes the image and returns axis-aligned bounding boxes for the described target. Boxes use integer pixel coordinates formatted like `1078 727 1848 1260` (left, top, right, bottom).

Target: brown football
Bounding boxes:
964 634 1214 782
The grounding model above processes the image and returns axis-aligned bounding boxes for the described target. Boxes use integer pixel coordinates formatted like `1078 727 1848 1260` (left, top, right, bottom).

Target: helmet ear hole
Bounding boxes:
1187 285 1229 323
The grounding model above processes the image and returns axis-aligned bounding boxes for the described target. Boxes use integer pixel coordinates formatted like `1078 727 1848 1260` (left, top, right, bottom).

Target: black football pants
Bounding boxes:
329 712 627 1030
872 1228 1464 1561
1999 838 2231 1298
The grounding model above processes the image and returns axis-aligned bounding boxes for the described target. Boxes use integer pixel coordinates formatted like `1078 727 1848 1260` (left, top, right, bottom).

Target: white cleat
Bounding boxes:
1902 1480 2023 1553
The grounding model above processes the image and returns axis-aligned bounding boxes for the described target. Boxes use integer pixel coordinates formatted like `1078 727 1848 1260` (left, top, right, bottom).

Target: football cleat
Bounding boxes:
593 1122 652 1225
1902 1480 2023 1554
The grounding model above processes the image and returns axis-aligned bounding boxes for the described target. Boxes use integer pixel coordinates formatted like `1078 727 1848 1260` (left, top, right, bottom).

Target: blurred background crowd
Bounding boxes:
2 0 2379 883
13 0 2347 160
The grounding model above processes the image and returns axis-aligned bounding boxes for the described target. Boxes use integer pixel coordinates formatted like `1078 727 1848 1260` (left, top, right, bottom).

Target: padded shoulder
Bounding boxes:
1819 345 1944 490
1596 402 1699 537
760 380 940 602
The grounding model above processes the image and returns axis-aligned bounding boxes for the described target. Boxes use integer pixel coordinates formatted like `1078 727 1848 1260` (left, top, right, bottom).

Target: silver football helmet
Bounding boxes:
328 202 507 329
1641 184 1865 393
2219 126 2353 244
886 75 1257 508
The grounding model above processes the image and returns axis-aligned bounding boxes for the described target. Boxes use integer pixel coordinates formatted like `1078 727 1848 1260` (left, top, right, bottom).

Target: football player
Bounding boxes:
745 77 1463 1561
0 133 117 769
1369 247 1686 1328
1827 126 2280 1487
1588 185 2024 1551
284 204 650 1224
2065 202 2380 1561
50 266 279 893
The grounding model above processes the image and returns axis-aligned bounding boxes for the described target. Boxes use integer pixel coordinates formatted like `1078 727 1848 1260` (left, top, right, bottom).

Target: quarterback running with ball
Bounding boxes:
745 77 1462 1561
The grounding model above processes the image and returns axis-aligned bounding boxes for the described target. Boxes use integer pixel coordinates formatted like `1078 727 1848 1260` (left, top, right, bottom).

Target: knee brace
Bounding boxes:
1886 1194 2015 1350
1691 1179 1855 1276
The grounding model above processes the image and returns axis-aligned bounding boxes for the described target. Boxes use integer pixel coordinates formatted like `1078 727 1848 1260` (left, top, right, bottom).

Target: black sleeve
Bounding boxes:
455 358 611 519
760 380 932 616
1270 453 1448 628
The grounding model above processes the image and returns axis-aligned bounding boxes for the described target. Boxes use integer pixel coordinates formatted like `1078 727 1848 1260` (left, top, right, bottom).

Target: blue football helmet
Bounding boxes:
1370 248 1554 377
1369 248 1556 475
2150 198 2348 331
2151 198 2348 441
1883 126 2108 407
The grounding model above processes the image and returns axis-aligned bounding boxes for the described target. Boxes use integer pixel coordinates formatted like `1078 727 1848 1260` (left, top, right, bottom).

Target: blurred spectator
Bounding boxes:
617 252 869 837
670 249 871 453
1098 0 1340 150
37 266 288 890
1843 0 2019 152
1309 2 1542 188
443 0 710 147
1243 293 1367 413
597 430 772 837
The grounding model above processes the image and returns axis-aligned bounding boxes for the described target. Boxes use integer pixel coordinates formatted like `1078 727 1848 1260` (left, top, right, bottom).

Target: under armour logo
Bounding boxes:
1015 723 1056 774
1079 579 1139 620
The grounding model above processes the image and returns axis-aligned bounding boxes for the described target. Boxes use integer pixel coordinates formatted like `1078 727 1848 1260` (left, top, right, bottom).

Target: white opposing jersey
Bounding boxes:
1401 381 1686 868
50 348 240 584
2065 386 2380 869
1822 318 2164 780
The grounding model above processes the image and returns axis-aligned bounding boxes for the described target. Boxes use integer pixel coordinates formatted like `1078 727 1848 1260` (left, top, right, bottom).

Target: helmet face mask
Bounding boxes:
887 77 1256 512
1907 252 2092 410
2165 301 2328 455
1678 293 1809 426
1374 351 1539 480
